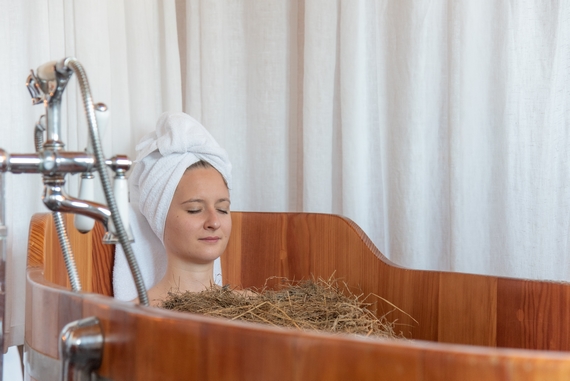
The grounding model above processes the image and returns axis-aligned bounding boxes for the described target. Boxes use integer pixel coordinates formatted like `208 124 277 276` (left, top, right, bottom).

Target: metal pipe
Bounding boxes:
42 182 110 228
36 60 73 150
0 151 95 175
44 99 64 149
59 317 103 381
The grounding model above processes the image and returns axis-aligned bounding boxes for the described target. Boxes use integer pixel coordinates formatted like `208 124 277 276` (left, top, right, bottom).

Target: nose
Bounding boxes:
204 210 221 230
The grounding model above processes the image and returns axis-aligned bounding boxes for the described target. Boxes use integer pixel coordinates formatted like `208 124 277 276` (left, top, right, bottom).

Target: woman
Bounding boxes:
113 112 232 305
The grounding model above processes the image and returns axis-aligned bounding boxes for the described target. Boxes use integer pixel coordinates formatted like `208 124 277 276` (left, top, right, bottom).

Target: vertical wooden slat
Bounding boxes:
91 221 114 296
221 211 243 286
27 214 51 268
497 277 570 350
438 272 497 346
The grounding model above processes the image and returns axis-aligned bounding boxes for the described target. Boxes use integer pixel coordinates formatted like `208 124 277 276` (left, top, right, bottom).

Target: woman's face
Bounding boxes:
163 166 231 265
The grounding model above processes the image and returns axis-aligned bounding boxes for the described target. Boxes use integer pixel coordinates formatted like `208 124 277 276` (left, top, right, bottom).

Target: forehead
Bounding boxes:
173 166 229 200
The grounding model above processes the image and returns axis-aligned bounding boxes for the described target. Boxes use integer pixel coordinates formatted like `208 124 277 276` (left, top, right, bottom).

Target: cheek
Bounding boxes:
223 217 232 237
164 212 186 242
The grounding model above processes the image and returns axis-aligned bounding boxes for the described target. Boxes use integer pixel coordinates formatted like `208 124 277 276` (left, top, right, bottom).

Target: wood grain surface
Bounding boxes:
25 211 570 380
28 213 114 295
25 268 570 381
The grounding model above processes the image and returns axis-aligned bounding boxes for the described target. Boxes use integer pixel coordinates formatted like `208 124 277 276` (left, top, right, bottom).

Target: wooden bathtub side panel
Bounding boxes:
30 211 570 350
31 212 482 343
222 212 570 349
437 272 497 346
224 213 442 342
27 213 114 295
25 269 84 359
497 277 570 351
26 268 570 381
27 213 51 268
90 220 114 296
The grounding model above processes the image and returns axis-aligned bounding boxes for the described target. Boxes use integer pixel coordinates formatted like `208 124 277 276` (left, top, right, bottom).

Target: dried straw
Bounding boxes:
160 276 408 340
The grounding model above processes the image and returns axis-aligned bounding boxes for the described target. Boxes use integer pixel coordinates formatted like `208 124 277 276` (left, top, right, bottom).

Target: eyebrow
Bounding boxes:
181 198 231 205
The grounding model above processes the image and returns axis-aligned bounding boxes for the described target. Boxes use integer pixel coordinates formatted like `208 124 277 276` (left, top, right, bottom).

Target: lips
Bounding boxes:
200 237 221 243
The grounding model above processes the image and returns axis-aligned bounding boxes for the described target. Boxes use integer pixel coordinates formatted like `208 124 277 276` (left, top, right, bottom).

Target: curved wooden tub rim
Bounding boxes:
25 267 570 381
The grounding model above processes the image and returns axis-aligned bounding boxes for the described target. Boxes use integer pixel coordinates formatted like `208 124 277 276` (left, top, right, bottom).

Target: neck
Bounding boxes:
162 257 215 293
145 256 216 306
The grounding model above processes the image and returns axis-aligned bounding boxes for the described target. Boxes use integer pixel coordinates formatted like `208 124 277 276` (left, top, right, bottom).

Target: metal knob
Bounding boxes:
59 317 103 381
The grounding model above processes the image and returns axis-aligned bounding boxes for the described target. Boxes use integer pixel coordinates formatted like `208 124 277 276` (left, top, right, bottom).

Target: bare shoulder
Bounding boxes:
129 288 168 308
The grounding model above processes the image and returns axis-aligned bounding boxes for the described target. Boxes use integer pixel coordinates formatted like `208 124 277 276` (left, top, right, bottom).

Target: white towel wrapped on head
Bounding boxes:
113 112 231 301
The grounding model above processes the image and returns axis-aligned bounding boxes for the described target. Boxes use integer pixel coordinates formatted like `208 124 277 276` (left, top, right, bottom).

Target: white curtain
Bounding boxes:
0 0 182 349
179 0 570 279
2 0 569 349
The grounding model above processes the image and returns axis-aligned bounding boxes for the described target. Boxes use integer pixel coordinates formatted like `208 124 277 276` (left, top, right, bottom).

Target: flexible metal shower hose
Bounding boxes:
35 115 82 291
53 211 82 291
66 58 149 306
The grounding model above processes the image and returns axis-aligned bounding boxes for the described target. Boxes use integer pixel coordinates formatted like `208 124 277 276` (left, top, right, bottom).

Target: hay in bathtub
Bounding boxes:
159 276 411 340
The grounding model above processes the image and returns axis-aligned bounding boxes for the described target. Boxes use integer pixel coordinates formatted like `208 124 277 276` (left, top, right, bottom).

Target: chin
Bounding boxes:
190 252 223 264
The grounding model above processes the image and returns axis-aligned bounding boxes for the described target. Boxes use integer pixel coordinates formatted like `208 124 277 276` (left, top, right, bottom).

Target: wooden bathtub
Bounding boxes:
25 212 570 380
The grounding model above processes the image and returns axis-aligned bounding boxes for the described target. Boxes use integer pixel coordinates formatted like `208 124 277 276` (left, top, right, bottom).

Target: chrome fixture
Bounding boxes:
0 57 150 381
59 317 103 381
0 57 148 305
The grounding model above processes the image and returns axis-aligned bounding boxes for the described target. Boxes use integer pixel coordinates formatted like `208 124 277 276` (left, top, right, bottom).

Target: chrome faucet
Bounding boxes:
0 57 148 304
